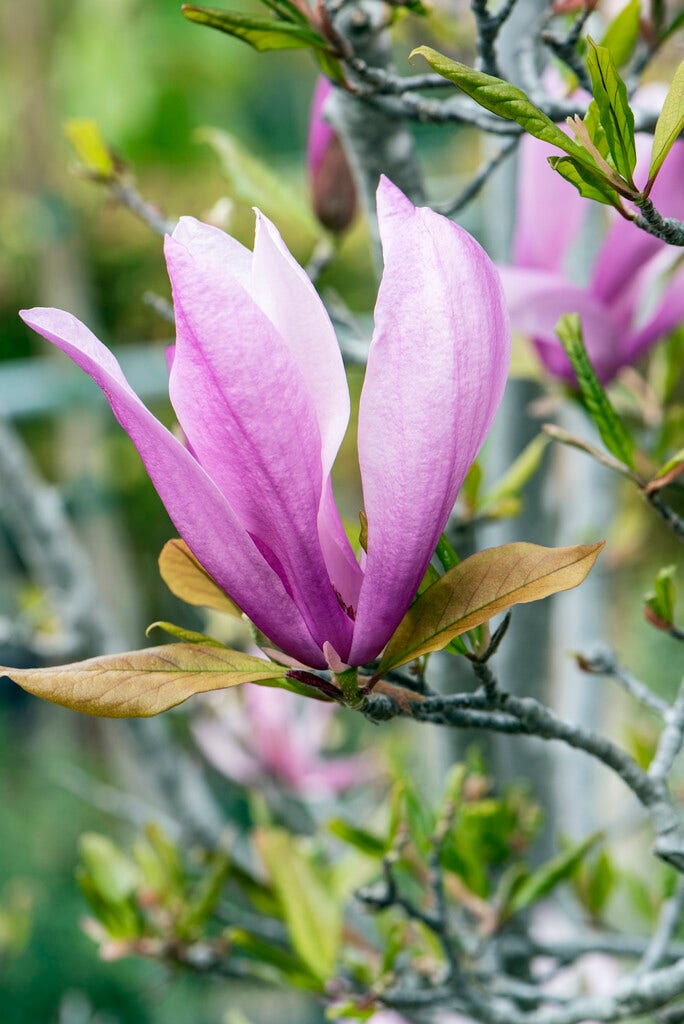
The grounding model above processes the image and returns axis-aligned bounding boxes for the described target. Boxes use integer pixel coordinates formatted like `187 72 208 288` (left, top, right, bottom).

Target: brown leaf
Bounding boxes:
377 541 604 674
158 539 240 616
643 462 684 494
2 644 286 718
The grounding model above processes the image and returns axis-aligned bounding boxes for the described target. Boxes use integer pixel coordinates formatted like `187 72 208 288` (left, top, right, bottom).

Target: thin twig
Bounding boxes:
578 644 669 717
435 136 519 217
649 677 684 784
638 877 684 975
111 181 177 237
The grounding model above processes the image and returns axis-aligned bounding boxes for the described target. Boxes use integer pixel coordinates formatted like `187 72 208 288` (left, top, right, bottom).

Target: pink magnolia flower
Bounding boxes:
193 684 368 798
20 178 509 670
307 77 357 234
499 135 684 383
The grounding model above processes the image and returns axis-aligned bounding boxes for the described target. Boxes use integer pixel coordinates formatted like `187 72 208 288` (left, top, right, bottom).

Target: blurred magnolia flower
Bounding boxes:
193 684 368 798
21 178 509 671
358 1010 471 1023
532 905 622 1024
499 134 684 383
307 77 357 235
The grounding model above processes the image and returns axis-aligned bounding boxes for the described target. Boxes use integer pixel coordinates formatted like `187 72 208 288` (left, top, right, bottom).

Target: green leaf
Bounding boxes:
578 850 615 918
254 828 341 981
601 0 641 68
508 833 602 915
435 533 460 572
2 644 287 717
135 824 185 894
226 928 322 989
654 448 684 480
328 819 387 858
358 510 369 553
462 460 483 510
145 621 225 646
180 852 231 935
410 47 594 167
649 59 684 184
481 435 549 510
548 154 624 210
258 0 310 24
159 538 241 617
556 313 635 468
377 541 604 674
181 4 326 52
63 119 116 180
661 10 684 45
78 834 140 904
645 565 677 628
313 48 345 84
584 100 611 160
585 38 636 184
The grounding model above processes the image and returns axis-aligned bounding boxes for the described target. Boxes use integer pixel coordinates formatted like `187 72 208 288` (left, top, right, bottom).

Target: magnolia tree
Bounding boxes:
2 0 684 1022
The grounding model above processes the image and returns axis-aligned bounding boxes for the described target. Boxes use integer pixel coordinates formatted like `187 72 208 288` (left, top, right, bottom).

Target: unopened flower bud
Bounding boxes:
307 77 357 235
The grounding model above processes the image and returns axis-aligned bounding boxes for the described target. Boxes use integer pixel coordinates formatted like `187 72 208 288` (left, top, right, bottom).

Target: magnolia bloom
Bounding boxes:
307 77 357 234
193 685 368 798
20 178 510 670
499 135 684 383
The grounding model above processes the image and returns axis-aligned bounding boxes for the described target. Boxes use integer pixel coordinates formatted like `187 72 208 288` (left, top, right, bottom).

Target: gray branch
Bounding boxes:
0 418 121 660
361 668 684 872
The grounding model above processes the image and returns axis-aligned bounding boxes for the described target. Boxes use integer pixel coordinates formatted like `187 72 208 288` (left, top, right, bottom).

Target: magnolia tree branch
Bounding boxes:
361 660 684 872
0 419 120 660
332 0 684 243
111 180 177 237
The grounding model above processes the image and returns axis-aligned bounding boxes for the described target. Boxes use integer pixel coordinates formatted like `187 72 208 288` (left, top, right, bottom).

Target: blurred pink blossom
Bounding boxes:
499 133 684 383
193 685 369 798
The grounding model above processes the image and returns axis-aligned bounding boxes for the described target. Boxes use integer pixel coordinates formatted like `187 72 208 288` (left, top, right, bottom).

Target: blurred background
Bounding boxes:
1 1 682 1021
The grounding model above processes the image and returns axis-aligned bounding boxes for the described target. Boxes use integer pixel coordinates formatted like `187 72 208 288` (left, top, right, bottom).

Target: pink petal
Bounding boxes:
19 307 325 667
498 266 621 383
512 133 586 273
172 216 253 290
192 715 259 786
591 139 684 307
250 212 363 608
164 235 353 658
622 266 684 365
349 178 510 665
250 211 349 477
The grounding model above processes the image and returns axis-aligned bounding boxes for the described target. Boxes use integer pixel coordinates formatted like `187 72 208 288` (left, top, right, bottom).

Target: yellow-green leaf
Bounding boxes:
410 46 593 168
145 620 225 646
548 154 624 210
649 59 684 184
507 833 602 915
254 828 341 981
556 313 635 469
601 0 640 68
181 4 326 52
586 38 636 184
377 542 604 674
2 645 287 718
158 538 240 617
481 435 549 510
64 119 116 180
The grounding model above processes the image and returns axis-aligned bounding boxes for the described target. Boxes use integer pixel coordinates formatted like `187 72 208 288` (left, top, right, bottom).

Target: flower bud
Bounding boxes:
307 77 357 235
